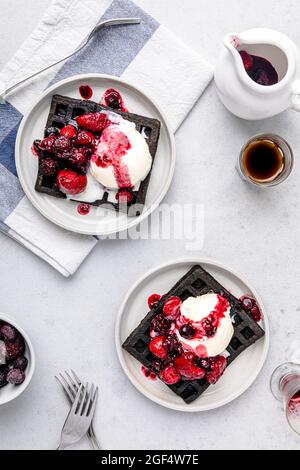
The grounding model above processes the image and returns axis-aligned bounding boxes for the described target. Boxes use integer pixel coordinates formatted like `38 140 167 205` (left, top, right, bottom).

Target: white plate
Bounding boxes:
115 258 269 412
15 74 175 235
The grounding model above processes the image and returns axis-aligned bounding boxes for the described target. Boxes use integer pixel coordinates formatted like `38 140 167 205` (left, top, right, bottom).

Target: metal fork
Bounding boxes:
56 370 100 450
57 383 98 450
2 17 141 97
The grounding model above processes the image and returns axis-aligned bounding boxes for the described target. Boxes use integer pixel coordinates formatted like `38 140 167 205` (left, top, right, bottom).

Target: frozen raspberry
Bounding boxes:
148 294 161 310
10 356 28 371
38 135 56 151
40 158 58 177
159 365 181 385
0 324 18 343
151 314 172 335
163 296 182 321
74 130 95 148
67 147 92 173
250 305 262 322
60 124 77 139
7 368 25 386
53 136 71 152
174 352 206 380
57 169 87 196
149 336 168 360
179 324 195 340
5 335 25 362
206 356 227 384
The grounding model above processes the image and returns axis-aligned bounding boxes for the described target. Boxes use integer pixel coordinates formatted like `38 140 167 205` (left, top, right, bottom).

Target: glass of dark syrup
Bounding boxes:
237 134 293 187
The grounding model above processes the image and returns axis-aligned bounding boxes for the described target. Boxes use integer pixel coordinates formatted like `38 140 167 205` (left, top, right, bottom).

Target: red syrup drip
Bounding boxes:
148 293 161 310
77 203 91 216
31 144 39 158
93 125 133 188
100 88 128 112
116 190 134 204
79 85 93 100
141 366 157 381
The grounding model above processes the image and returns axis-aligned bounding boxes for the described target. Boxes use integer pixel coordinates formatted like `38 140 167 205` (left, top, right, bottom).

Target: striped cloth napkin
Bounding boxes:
0 0 213 276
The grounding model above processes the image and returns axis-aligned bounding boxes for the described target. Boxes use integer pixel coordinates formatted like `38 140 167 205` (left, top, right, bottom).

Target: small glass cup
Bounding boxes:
237 133 294 187
270 362 300 436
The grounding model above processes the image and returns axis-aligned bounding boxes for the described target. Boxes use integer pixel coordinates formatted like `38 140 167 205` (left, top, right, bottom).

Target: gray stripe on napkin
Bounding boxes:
51 0 159 83
0 163 24 221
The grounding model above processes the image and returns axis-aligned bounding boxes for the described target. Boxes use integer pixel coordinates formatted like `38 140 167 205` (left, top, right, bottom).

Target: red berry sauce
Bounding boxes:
148 293 161 310
101 88 128 112
116 190 134 204
141 366 157 381
93 126 133 188
79 85 93 100
77 203 91 216
239 50 279 86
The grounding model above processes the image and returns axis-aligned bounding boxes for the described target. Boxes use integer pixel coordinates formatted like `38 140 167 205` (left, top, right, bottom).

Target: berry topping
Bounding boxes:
174 352 206 380
250 305 262 322
206 356 227 384
57 169 87 196
7 368 25 386
0 324 18 343
79 85 93 100
151 314 172 336
53 135 71 152
148 294 161 310
149 336 168 360
38 135 56 151
101 88 128 112
241 296 254 311
77 203 91 216
45 126 60 137
195 357 212 371
163 335 183 358
40 158 58 177
5 335 25 362
201 315 217 337
67 147 92 173
179 324 195 340
74 130 95 148
239 51 253 71
10 356 28 371
163 296 182 321
116 190 134 204
76 112 107 133
60 124 77 139
159 365 181 385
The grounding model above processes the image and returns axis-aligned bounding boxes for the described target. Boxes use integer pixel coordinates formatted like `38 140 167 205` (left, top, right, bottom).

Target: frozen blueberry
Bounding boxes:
7 368 25 386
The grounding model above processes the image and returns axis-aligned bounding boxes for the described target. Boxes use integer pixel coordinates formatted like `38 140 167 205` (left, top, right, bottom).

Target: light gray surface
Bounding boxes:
0 0 300 450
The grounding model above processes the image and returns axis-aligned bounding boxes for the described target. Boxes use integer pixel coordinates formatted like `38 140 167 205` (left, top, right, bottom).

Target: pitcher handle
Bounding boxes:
291 81 300 112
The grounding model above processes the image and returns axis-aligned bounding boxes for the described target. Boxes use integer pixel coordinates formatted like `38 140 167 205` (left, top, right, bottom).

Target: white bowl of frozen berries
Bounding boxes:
0 313 35 405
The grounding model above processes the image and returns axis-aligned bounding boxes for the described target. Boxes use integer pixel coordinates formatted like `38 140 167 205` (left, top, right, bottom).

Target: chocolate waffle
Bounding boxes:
35 94 161 217
123 264 265 404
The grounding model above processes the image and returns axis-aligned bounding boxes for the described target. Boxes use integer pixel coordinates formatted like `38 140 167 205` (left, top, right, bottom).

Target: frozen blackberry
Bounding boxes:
10 356 28 372
5 335 25 362
40 158 58 177
0 324 18 343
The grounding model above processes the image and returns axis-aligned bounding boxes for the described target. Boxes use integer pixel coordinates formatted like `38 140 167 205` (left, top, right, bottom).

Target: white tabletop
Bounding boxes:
0 0 300 450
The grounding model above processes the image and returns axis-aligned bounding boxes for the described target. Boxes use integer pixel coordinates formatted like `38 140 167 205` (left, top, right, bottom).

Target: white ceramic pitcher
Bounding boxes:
214 28 300 120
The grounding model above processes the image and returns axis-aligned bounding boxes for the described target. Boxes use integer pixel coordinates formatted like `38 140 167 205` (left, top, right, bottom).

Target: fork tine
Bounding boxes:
71 370 82 386
83 384 94 416
55 375 74 403
72 384 83 414
87 387 98 418
59 373 77 399
64 370 79 395
78 383 88 416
